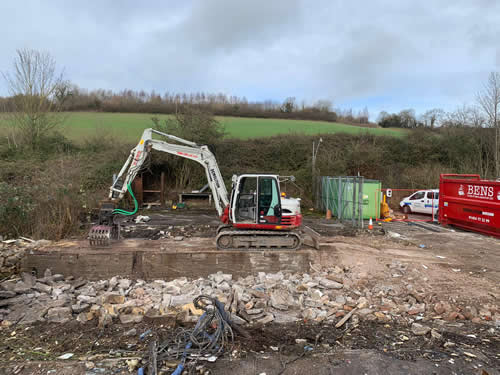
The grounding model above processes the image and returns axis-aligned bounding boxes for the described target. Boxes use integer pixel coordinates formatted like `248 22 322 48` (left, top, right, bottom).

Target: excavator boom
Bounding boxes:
109 128 229 217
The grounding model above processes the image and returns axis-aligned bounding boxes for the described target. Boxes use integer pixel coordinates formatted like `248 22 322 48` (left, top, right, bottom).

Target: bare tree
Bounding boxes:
2 49 69 149
398 109 417 128
421 108 444 128
444 104 472 127
477 72 500 176
377 111 389 124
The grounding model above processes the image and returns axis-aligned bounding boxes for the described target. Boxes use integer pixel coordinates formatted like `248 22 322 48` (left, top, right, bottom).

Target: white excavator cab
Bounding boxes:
232 175 281 224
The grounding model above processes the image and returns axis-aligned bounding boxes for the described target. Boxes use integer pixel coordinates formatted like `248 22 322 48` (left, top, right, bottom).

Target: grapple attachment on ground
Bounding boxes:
88 225 114 247
89 202 120 247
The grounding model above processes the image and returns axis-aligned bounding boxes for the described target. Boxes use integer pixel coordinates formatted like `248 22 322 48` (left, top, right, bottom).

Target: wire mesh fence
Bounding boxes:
315 176 369 228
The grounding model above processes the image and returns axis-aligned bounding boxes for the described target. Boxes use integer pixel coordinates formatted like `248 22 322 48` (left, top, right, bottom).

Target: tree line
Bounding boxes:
0 83 373 125
377 72 500 176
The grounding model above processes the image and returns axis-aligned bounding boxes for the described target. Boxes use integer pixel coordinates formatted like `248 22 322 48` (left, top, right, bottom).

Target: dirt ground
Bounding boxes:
0 319 498 374
2 209 499 374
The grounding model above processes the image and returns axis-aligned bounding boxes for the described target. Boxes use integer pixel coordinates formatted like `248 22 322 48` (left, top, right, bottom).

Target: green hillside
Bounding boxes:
0 112 404 142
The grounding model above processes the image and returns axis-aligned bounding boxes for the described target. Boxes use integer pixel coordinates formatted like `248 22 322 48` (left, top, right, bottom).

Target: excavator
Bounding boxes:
89 128 319 250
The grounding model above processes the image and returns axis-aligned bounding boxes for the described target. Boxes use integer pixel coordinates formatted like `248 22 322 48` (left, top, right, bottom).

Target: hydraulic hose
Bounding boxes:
112 182 138 216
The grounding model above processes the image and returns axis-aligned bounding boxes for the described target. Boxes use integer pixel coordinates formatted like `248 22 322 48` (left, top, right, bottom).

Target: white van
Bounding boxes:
399 189 439 215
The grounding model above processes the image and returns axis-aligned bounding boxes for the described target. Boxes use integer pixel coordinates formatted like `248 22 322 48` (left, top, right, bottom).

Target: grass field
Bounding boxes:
0 112 404 142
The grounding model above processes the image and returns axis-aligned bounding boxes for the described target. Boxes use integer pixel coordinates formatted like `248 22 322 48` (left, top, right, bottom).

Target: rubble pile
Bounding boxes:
0 239 51 275
1 266 498 332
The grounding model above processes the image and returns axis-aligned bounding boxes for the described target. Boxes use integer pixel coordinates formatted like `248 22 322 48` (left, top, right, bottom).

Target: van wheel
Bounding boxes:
403 206 411 214
433 209 439 221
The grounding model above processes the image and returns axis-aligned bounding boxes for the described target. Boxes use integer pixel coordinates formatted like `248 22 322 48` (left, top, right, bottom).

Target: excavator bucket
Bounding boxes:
301 226 321 250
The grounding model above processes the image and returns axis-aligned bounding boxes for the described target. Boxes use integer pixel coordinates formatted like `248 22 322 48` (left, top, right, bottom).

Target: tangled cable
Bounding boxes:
145 295 234 375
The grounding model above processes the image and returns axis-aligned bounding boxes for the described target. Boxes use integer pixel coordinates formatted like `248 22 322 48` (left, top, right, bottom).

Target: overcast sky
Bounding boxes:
1 0 499 117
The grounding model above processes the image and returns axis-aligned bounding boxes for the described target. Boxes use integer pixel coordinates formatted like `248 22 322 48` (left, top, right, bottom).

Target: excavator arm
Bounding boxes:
109 128 229 217
89 128 231 246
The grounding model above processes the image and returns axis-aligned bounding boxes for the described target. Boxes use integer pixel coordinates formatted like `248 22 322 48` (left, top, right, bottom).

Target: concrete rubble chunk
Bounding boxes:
13 282 31 294
408 303 426 315
230 313 246 325
47 307 72 323
256 313 274 324
310 289 323 301
76 311 91 323
270 290 292 310
430 328 442 340
21 272 36 287
0 281 17 292
444 311 459 321
0 295 28 307
165 283 181 295
161 294 172 307
71 279 87 289
17 305 49 325
433 301 451 315
246 308 263 315
118 279 131 290
249 289 266 299
33 283 52 294
266 272 284 282
52 274 65 282
335 295 347 305
462 306 477 320
218 281 231 291
356 297 368 309
77 295 96 304
120 314 144 324
52 288 64 298
124 328 137 336
411 322 431 336
302 308 317 320
72 303 90 314
478 309 492 319
356 308 374 316
104 294 125 304
171 295 194 307
0 291 16 299
108 276 118 291
305 281 319 288
296 284 308 292
319 278 343 289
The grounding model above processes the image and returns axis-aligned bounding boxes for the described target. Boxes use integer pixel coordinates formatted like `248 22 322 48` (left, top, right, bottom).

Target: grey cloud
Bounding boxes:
174 0 303 53
0 0 499 114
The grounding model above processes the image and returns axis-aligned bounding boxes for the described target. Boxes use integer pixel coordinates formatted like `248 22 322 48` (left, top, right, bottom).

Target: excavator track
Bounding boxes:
215 230 302 251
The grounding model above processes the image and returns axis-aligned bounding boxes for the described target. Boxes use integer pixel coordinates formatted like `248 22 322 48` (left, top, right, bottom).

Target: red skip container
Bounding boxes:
439 174 500 237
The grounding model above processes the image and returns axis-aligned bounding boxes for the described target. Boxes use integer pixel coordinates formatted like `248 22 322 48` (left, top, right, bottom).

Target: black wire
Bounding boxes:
148 295 234 373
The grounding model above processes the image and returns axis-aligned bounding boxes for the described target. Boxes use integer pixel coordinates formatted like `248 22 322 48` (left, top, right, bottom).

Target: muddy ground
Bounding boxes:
1 209 499 374
0 318 498 374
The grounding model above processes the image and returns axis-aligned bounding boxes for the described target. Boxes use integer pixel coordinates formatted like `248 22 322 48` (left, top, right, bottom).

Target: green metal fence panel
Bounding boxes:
318 176 381 224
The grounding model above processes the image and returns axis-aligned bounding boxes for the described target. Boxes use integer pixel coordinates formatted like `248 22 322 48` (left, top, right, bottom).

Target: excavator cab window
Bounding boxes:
235 177 258 223
258 177 281 223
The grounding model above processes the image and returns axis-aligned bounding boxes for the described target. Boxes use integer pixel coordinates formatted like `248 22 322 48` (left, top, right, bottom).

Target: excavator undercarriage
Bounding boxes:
216 229 302 250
